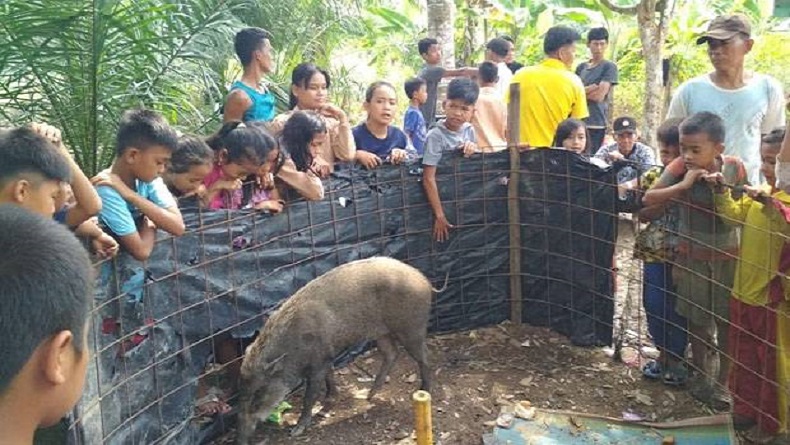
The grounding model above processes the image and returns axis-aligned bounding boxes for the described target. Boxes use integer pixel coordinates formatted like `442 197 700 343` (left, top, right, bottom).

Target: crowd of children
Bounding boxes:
2 21 790 445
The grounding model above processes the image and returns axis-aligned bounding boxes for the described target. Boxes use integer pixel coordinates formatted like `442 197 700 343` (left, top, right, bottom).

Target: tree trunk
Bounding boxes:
600 0 675 149
427 0 456 68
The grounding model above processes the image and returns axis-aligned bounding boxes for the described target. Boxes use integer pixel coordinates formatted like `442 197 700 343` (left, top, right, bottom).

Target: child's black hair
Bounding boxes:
289 63 331 110
0 204 92 395
116 109 179 156
478 61 499 84
500 35 515 44
418 38 438 55
404 77 427 100
234 27 271 67
486 38 511 58
552 118 588 149
170 135 214 174
446 78 479 105
762 127 786 146
544 26 581 55
365 81 396 103
280 111 327 172
656 118 683 148
206 121 277 167
587 27 609 42
679 112 725 144
0 127 71 188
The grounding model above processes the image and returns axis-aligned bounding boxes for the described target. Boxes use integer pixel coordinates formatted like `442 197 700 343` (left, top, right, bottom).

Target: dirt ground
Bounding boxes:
209 222 723 445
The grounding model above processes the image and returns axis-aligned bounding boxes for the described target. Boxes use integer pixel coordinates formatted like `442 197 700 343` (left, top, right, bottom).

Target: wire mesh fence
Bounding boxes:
56 145 789 444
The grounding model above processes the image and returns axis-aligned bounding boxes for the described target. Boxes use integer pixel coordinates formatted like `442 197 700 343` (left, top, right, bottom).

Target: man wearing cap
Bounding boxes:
667 14 785 184
593 117 656 191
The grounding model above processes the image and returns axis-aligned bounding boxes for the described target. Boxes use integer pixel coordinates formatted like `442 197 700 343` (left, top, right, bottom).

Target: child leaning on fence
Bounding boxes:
353 81 416 169
634 118 688 386
713 128 790 442
92 109 185 262
643 111 747 410
422 77 479 242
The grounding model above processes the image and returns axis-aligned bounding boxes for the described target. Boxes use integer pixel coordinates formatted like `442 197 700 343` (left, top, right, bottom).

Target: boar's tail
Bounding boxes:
431 272 450 293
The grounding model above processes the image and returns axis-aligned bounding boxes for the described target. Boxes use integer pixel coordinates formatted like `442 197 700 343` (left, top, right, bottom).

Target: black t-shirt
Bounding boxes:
575 60 619 128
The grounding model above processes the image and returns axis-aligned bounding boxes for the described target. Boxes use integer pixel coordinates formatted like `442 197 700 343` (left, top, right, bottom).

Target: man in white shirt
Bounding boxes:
667 14 785 184
485 37 514 98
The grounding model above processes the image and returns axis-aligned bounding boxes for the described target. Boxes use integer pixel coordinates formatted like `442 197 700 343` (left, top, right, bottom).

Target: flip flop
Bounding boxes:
642 360 663 379
662 364 688 386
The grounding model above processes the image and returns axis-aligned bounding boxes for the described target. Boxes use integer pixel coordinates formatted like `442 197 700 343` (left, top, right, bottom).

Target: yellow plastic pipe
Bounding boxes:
413 390 433 445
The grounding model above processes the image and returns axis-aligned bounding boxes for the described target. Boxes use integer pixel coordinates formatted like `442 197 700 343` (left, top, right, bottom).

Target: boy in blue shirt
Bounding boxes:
422 78 479 242
93 109 184 261
404 77 428 155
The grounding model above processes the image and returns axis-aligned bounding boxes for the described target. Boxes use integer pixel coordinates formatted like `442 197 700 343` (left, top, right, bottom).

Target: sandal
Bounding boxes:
642 360 663 379
662 364 688 386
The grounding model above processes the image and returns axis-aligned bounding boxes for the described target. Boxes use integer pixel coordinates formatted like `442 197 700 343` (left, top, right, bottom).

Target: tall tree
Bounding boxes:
599 0 676 148
427 0 456 67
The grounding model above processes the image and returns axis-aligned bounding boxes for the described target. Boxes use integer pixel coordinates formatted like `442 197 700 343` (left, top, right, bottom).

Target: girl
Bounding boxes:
353 81 414 169
267 111 327 201
202 121 279 210
268 63 355 178
152 135 214 207
552 118 588 154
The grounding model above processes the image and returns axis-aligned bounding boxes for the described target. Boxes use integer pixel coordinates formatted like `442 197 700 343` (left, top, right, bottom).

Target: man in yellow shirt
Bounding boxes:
506 26 588 148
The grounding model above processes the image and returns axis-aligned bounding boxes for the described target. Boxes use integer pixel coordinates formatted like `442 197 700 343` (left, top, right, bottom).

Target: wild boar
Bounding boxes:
236 257 435 443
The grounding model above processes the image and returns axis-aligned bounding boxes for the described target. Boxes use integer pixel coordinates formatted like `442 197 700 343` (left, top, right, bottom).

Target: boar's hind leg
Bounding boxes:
368 334 399 400
399 334 432 394
291 368 328 437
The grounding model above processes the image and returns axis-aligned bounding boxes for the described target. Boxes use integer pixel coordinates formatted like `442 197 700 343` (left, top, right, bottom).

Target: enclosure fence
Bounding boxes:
59 93 789 444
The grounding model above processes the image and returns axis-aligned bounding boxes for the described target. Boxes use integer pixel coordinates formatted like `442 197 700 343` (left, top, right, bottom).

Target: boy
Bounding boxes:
417 37 476 128
484 37 513 97
223 27 276 123
0 205 94 445
635 118 688 386
715 128 790 442
404 77 428 155
93 109 184 261
643 111 747 409
471 61 507 152
422 78 479 242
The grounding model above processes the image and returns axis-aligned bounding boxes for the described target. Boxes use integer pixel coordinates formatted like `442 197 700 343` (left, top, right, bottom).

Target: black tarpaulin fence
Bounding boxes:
68 148 618 444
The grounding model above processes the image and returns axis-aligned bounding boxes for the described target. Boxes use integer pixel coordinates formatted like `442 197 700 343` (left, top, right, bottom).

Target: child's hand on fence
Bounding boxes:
460 141 477 158
311 159 332 178
91 171 135 199
744 185 771 203
433 215 454 242
184 184 207 199
254 199 285 214
215 178 243 192
92 229 120 259
356 151 382 170
680 169 707 189
257 172 275 191
389 148 408 165
703 172 725 193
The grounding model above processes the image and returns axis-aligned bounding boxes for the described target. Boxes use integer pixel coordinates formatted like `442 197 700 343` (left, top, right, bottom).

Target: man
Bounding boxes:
667 14 785 184
501 35 524 74
223 27 276 123
506 26 588 148
593 116 656 192
484 37 514 97
417 37 476 128
576 27 619 153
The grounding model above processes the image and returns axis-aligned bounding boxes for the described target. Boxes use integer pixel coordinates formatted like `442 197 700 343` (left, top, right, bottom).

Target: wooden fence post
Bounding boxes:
507 83 523 324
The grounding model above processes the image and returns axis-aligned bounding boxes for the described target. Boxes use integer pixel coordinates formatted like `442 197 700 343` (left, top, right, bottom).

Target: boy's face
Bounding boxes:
658 142 680 167
414 84 428 105
255 38 274 74
443 99 475 131
364 85 397 126
680 132 723 171
587 39 608 60
126 145 172 183
422 44 442 65
505 41 515 64
1 176 64 218
292 72 328 110
760 143 780 186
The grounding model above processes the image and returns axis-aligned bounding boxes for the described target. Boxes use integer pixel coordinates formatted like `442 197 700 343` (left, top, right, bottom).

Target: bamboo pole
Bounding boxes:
507 82 523 324
413 390 433 445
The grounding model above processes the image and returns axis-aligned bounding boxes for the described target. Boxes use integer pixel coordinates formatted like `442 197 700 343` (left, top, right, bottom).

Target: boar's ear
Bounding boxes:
263 353 287 373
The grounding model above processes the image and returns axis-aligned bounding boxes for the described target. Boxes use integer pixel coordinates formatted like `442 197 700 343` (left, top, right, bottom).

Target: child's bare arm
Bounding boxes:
422 166 453 242
93 173 185 236
223 90 252 123
117 218 157 261
642 169 705 207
